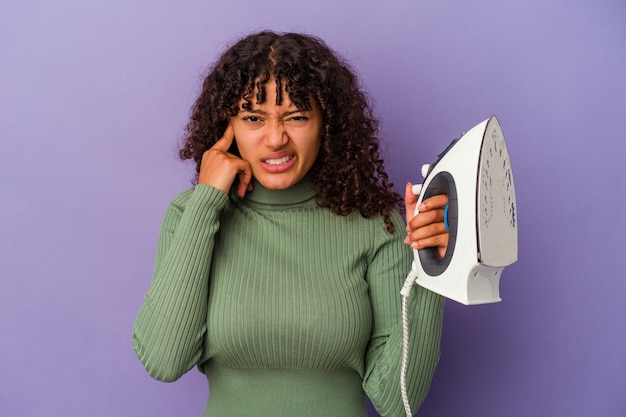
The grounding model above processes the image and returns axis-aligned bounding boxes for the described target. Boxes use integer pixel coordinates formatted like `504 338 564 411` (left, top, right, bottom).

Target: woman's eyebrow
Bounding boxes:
241 108 305 117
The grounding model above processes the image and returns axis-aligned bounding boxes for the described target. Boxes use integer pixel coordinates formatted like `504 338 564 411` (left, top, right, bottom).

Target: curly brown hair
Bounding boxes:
179 31 402 233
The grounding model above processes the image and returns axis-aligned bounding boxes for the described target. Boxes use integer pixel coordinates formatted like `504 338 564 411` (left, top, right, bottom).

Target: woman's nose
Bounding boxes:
264 122 288 148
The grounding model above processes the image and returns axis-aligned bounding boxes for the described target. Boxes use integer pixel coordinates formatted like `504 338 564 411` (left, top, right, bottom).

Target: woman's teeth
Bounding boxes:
264 156 291 165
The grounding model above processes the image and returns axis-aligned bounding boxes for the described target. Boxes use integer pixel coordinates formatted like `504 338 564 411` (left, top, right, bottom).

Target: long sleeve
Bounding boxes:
132 185 229 382
363 211 445 417
132 179 444 416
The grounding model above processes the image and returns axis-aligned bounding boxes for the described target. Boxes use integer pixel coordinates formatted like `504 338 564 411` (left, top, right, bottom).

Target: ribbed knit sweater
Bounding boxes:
133 178 444 417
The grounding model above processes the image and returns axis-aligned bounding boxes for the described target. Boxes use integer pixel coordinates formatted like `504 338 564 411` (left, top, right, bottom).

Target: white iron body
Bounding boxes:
412 116 518 305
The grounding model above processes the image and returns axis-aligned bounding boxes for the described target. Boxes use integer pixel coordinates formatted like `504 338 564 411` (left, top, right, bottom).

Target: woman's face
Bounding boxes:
230 78 322 190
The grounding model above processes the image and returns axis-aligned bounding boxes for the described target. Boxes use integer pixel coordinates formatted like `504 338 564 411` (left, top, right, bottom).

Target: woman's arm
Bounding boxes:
132 185 228 382
363 211 445 416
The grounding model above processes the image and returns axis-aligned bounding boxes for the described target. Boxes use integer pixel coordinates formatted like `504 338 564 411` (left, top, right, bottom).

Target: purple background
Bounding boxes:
2 1 625 416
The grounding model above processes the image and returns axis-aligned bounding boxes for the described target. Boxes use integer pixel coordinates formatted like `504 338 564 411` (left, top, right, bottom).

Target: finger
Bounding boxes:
418 193 448 212
198 149 250 193
407 221 448 243
409 231 449 251
408 207 445 231
236 162 254 198
404 182 419 225
211 124 235 152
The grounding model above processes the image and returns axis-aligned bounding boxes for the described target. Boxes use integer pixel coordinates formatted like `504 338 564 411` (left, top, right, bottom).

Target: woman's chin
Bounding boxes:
255 173 303 190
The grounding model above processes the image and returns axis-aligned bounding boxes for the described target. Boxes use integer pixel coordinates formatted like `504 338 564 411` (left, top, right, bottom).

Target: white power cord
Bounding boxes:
399 261 420 417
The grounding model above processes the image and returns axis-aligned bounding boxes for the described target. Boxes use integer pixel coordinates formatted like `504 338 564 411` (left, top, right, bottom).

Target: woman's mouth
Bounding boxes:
264 155 292 165
261 154 296 173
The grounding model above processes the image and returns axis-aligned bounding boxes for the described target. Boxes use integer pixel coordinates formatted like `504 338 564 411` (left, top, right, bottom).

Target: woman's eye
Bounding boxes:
244 116 261 123
289 116 308 122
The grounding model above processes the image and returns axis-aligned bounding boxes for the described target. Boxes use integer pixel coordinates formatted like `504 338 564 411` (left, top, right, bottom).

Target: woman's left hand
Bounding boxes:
404 182 449 259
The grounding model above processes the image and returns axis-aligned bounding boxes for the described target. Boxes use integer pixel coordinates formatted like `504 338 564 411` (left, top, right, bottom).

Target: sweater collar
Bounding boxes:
232 176 318 209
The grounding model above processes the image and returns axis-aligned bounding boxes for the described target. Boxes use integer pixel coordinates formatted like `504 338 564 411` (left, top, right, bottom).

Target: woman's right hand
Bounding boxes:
198 124 253 198
404 182 449 259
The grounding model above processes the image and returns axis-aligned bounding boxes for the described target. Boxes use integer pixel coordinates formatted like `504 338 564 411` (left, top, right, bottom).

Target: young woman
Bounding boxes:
133 31 449 417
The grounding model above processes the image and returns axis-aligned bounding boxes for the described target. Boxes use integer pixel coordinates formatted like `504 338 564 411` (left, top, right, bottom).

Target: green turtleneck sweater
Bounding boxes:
133 179 444 417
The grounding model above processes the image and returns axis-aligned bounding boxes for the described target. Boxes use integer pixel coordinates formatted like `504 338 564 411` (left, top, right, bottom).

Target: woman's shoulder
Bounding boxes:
159 188 194 216
166 184 229 213
347 206 406 240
